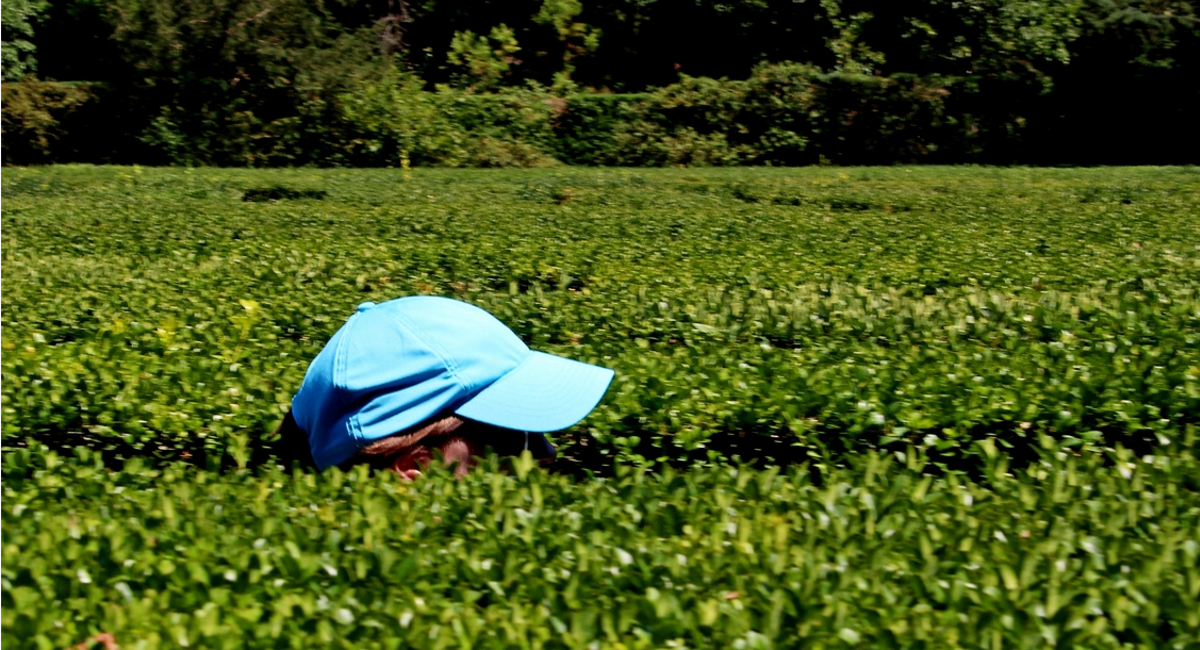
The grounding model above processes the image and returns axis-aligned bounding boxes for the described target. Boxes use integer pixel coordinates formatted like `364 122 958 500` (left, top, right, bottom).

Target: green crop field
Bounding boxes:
3 166 1200 649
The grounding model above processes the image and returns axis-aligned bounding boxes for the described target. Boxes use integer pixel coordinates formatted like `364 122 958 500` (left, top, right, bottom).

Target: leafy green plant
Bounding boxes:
336 68 559 168
0 80 103 164
2 439 1198 649
447 25 522 91
1 166 1197 468
534 0 601 91
603 62 960 166
0 0 48 81
3 165 1199 649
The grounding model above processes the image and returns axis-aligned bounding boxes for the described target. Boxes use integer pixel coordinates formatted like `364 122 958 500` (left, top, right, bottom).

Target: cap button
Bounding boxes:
356 301 376 313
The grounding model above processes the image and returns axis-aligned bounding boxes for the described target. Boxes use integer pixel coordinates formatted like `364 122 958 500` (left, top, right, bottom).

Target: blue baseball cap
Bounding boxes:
291 296 615 470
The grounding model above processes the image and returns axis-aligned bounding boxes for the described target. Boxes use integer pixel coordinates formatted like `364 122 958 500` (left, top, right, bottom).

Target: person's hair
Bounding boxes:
354 414 467 458
272 409 477 471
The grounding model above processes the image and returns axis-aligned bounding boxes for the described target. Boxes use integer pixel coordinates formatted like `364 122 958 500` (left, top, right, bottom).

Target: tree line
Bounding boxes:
2 0 1196 166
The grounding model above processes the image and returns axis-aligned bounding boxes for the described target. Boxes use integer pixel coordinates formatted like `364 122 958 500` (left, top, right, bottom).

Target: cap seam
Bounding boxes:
333 317 353 408
390 310 471 393
335 314 364 444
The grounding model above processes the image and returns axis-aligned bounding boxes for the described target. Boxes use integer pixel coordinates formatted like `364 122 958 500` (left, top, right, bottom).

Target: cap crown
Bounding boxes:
292 296 529 469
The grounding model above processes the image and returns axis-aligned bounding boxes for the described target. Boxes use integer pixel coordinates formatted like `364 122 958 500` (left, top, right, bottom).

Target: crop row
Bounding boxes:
4 439 1199 650
4 278 1197 463
4 167 1198 465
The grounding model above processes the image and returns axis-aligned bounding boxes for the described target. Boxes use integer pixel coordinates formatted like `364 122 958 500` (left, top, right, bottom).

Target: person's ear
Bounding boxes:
436 436 479 478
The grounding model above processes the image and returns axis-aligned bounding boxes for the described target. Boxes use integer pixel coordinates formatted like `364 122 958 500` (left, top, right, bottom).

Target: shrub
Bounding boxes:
0 79 104 164
335 70 468 167
605 63 957 166
2 166 1198 468
2 441 1198 649
608 75 755 166
0 66 1003 168
335 71 560 168
433 87 560 168
551 93 647 165
746 65 954 165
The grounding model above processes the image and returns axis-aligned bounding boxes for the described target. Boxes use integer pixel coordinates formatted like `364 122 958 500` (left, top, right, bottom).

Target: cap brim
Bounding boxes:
454 351 614 432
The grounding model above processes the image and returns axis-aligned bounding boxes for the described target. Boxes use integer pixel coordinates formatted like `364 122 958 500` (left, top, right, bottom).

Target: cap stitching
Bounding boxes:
335 313 365 444
389 310 471 393
332 313 358 406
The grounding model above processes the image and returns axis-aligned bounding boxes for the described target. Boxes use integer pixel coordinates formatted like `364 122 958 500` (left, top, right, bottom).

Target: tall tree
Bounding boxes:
534 0 600 90
1036 0 1199 163
97 0 377 164
2 0 49 80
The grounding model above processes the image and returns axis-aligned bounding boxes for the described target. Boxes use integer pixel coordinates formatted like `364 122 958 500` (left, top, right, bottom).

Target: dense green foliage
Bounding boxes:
0 80 109 164
334 72 560 168
0 0 48 81
0 67 997 167
3 167 1200 648
4 0 1196 165
597 64 962 166
4 441 1200 649
3 166 1198 467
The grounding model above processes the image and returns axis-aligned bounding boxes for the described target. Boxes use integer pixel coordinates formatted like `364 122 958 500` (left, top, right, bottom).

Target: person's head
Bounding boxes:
275 410 558 479
283 297 613 477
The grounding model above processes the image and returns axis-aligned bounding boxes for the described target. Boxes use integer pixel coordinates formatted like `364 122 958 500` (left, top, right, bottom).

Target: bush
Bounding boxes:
3 166 1198 468
751 67 954 165
3 441 1198 649
0 79 106 164
607 75 755 166
605 63 957 166
0 66 992 168
433 87 560 168
335 70 469 167
552 93 648 165
334 72 561 168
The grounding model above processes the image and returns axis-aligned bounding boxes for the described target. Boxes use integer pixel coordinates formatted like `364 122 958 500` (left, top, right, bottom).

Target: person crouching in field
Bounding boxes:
273 297 615 478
